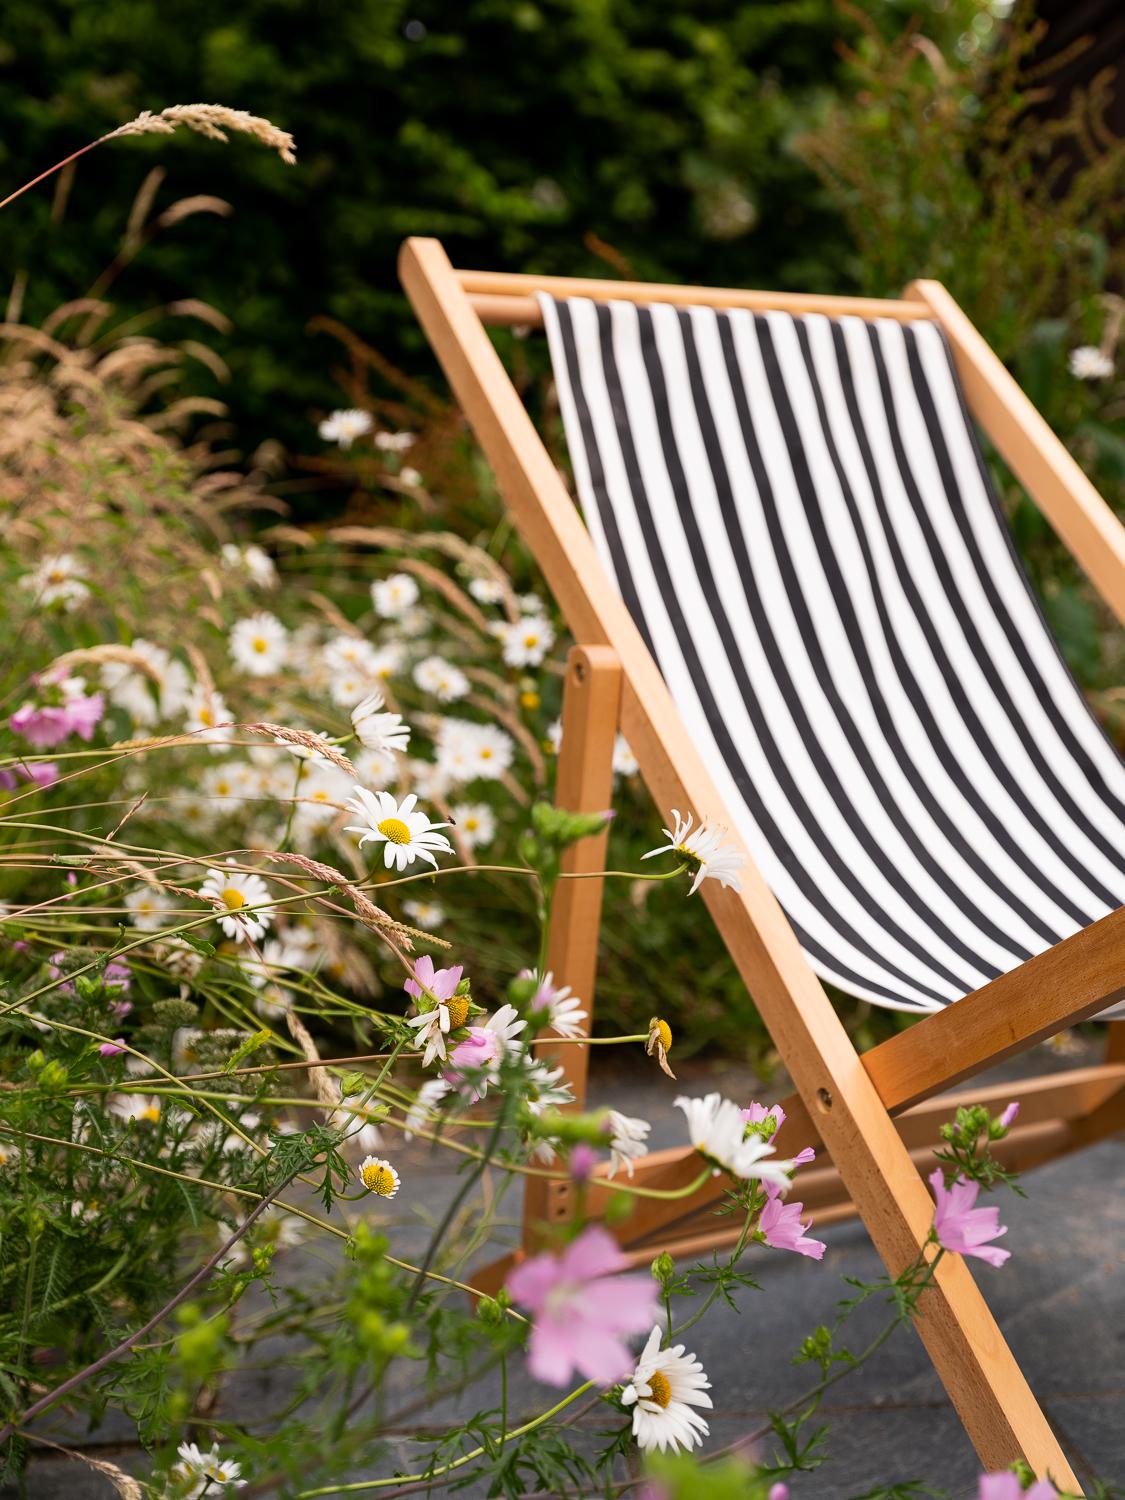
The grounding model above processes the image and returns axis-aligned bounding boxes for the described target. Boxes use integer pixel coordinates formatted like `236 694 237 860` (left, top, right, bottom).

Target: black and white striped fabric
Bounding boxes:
540 293 1125 1013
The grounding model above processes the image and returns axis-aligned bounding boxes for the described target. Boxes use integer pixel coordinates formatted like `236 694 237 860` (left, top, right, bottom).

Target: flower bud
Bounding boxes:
38 1059 69 1093
26 1050 45 1073
651 1250 675 1288
340 1072 367 1098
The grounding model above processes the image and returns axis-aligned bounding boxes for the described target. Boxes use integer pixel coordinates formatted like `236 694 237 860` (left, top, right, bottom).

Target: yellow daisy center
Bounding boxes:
647 1369 672 1408
221 886 246 911
361 1163 396 1195
523 633 538 648
378 817 411 844
445 996 469 1029
199 708 213 726
140 1105 160 1123
654 1019 672 1052
253 636 268 654
479 748 492 760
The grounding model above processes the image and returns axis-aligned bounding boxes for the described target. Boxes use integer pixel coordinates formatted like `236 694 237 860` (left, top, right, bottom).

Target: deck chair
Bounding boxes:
399 236 1125 1487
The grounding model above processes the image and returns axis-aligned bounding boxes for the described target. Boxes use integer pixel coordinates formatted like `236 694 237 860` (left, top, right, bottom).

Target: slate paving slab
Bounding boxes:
7 1034 1124 1498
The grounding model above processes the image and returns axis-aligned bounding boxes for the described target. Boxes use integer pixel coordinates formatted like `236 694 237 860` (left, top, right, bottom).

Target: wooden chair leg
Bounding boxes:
521 644 620 1253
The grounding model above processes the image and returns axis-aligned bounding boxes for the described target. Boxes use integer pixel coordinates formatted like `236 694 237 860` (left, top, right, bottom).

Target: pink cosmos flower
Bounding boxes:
757 1192 826 1260
506 1224 658 1386
98 1039 127 1057
929 1169 1010 1267
997 1101 1020 1129
792 1146 816 1168
569 1143 598 1181
978 1471 1055 1500
18 762 59 788
109 999 133 1020
769 1486 790 1500
61 691 105 741
404 953 463 1005
444 1006 526 1101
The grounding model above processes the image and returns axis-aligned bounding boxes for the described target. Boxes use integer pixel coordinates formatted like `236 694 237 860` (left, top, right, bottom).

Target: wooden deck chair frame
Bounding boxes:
399 235 1125 1487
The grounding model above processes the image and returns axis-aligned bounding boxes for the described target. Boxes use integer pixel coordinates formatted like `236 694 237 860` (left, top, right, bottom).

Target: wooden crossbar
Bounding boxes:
398 236 1094 1486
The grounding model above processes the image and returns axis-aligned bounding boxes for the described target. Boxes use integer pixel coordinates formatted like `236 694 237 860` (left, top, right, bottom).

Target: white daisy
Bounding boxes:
403 899 445 930
170 1440 246 1496
375 429 416 453
435 718 514 783
344 788 452 871
451 802 495 848
518 593 543 614
492 615 555 668
518 1056 573 1115
358 1155 400 1197
468 577 504 604
353 746 398 789
606 1110 651 1179
293 761 353 835
674 1093 791 1187
351 691 410 755
400 466 423 488
410 757 454 799
413 655 470 703
201 761 248 812
243 544 278 587
124 886 177 931
369 642 406 680
329 669 377 708
398 605 430 637
371 573 420 618
319 408 373 449
528 971 588 1040
1068 345 1114 380
642 810 745 896
621 1326 712 1453
102 638 192 724
182 684 235 748
198 860 275 942
107 1093 162 1125
403 1077 452 1139
546 717 562 754
21 554 90 609
229 612 289 676
612 734 639 776
323 634 381 675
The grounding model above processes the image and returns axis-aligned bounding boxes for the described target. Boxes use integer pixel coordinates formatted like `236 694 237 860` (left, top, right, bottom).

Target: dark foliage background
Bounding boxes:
0 0 863 456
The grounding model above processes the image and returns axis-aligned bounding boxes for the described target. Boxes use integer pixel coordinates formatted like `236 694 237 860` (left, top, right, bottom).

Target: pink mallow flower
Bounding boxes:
506 1224 658 1386
98 1039 127 1057
997 1101 1020 1129
404 953 463 1006
445 1005 525 1102
739 1100 786 1138
929 1169 1010 1267
759 1172 826 1259
978 1472 1055 1500
9 692 104 749
769 1487 790 1500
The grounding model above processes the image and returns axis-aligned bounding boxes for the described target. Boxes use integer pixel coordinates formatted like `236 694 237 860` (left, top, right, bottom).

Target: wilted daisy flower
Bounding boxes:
198 860 275 942
344 788 452 871
21 554 90 609
124 886 177 931
643 810 745 896
492 615 555 668
351 691 410 755
675 1093 792 1187
468 577 504 604
375 429 416 453
622 1326 712 1453
451 802 495 848
612 734 639 776
183 684 235 747
229 612 289 676
319 408 374 449
403 899 445 931
1069 345 1114 380
371 573 420 618
358 1156 400 1197
413 655 470 702
606 1110 651 1179
170 1440 246 1495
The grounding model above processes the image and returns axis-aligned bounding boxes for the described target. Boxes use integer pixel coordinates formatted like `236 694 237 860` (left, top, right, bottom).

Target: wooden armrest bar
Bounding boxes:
458 268 930 323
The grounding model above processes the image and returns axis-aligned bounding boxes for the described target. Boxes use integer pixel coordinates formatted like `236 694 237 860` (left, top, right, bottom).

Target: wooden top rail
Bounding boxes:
458 268 931 327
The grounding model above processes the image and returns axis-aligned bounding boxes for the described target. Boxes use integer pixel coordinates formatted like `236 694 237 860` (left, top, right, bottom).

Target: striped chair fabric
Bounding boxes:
540 293 1125 1013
